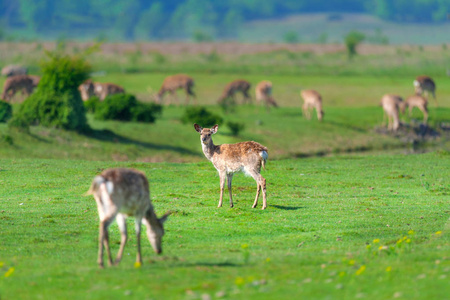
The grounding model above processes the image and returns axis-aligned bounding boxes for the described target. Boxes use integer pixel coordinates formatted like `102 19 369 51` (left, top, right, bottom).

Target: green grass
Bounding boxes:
0 153 449 299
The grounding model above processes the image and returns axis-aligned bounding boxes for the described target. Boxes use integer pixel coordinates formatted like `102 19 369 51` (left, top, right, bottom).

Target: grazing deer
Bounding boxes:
78 79 95 101
156 74 196 105
86 168 170 268
94 82 125 101
400 95 428 124
380 94 403 131
1 75 35 102
1 65 28 77
218 79 251 105
194 124 268 209
300 89 324 121
29 75 41 88
414 75 436 105
255 80 278 110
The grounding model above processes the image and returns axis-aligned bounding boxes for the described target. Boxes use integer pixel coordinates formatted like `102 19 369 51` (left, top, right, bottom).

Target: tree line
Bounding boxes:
1 0 449 40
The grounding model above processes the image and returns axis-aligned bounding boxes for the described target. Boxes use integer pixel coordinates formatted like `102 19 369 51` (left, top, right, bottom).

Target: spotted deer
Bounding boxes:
380 94 403 131
86 168 170 268
255 80 278 109
94 82 125 101
1 75 36 102
414 75 436 105
194 124 268 209
301 89 324 121
156 74 196 105
400 94 428 124
217 79 251 105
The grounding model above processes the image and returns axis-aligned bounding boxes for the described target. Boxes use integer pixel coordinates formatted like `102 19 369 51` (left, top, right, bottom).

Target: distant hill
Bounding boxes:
240 13 450 45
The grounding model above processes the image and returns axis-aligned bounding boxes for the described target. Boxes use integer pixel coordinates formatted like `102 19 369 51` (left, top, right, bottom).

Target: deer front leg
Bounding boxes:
252 183 261 209
114 214 128 265
227 173 234 208
218 172 225 207
261 176 267 210
135 218 143 265
98 218 115 268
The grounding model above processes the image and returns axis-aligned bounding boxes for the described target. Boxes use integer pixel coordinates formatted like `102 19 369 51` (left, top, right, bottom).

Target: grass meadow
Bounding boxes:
0 42 450 299
0 153 449 299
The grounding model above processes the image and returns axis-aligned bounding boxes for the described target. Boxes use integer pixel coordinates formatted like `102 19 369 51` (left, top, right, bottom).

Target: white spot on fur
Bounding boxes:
106 181 114 195
413 80 420 87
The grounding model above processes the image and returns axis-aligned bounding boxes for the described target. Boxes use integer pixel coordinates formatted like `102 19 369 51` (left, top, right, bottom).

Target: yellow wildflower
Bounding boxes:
373 239 380 244
241 244 249 249
4 267 14 278
355 265 366 276
265 257 271 263
348 260 356 266
386 266 392 272
339 271 346 277
435 231 442 235
366 244 371 250
235 277 245 286
134 262 142 268
408 230 415 235
0 262 3 268
406 239 411 243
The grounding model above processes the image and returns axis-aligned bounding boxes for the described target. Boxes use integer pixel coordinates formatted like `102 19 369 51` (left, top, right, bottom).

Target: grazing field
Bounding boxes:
0 154 449 299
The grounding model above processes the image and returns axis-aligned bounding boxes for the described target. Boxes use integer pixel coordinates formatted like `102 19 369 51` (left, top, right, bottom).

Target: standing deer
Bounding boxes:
300 89 324 121
86 168 170 268
380 94 403 131
1 75 35 102
414 75 436 105
1 65 28 77
400 95 428 124
217 79 251 105
194 124 268 209
156 74 196 105
78 79 95 101
94 82 125 101
255 80 278 110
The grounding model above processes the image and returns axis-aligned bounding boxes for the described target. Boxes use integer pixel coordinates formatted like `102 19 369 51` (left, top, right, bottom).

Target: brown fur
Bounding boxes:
218 79 251 104
301 89 324 121
255 80 278 110
87 168 169 268
1 75 36 102
94 82 125 101
414 75 436 105
157 74 195 105
78 79 95 101
401 94 428 124
380 94 403 131
1 65 27 77
194 124 268 209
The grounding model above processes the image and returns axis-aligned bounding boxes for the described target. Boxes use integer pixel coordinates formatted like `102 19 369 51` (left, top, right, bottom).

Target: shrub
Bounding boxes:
84 96 101 113
0 101 12 122
12 51 91 131
95 93 162 123
344 31 365 59
226 121 245 136
181 106 223 127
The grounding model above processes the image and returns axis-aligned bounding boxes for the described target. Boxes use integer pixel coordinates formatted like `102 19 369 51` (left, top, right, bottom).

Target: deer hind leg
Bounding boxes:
134 218 143 265
114 213 128 265
227 173 234 208
218 172 225 207
98 213 117 268
249 170 267 209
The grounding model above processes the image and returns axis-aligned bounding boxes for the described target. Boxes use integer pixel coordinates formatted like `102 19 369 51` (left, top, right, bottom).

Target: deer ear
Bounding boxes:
211 124 218 134
194 123 202 133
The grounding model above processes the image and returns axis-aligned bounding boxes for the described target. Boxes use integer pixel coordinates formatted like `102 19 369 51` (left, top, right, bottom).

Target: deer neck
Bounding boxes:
201 139 217 161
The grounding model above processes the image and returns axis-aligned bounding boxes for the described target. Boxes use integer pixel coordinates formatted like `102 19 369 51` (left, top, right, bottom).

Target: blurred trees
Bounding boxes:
1 0 450 40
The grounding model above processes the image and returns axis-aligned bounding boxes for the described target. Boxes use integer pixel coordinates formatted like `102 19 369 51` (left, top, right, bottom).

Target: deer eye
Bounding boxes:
207 134 210 137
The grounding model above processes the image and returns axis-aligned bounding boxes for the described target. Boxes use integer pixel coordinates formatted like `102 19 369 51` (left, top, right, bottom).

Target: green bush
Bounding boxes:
344 31 365 58
0 101 12 122
226 121 245 136
181 106 223 127
95 93 162 123
12 51 90 131
84 96 101 113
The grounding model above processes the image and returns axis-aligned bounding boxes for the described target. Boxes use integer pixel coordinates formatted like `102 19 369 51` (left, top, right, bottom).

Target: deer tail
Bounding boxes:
85 175 106 196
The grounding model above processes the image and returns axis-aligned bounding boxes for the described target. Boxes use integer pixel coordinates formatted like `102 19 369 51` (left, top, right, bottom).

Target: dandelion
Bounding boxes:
134 261 142 268
235 277 245 286
396 239 402 245
386 266 392 272
355 265 366 276
373 239 380 244
406 239 411 243
435 231 442 235
241 244 249 249
265 257 271 263
366 244 371 250
348 260 356 266
408 230 415 235
4 267 14 278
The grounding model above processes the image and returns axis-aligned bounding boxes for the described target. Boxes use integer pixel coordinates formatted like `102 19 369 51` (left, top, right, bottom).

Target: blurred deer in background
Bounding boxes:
1 75 36 102
156 74 196 105
400 95 428 124
217 79 251 105
86 168 170 268
380 94 403 131
194 123 268 209
78 79 95 101
94 82 125 101
1 65 28 77
301 89 324 121
255 80 278 110
414 75 436 105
